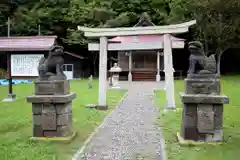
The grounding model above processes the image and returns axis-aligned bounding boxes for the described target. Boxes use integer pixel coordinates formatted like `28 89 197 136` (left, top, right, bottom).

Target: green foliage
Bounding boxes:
0 0 239 51
0 80 125 160
155 76 240 160
0 68 8 78
0 0 71 36
167 0 240 53
65 0 169 45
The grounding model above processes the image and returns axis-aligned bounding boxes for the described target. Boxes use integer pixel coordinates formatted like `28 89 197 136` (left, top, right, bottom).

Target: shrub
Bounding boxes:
0 69 8 79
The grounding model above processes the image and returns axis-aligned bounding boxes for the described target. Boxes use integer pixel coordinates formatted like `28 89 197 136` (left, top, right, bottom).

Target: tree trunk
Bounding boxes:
216 47 227 75
203 31 209 56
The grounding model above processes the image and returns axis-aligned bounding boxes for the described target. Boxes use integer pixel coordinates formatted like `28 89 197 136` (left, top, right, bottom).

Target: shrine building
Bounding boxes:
88 13 187 81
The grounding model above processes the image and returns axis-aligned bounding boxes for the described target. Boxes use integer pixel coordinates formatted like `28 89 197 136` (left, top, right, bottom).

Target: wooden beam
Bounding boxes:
8 18 12 95
64 51 85 59
84 28 188 37
88 41 185 51
109 57 118 61
7 53 12 94
7 17 13 100
78 20 196 37
78 20 196 32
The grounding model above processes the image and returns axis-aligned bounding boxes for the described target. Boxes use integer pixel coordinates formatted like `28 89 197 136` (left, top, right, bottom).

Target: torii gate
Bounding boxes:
78 20 196 110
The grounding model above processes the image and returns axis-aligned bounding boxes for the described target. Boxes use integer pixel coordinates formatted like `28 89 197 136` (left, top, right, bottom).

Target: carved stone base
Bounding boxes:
180 93 229 104
30 131 76 143
177 132 223 145
34 80 70 95
179 93 228 142
187 74 220 79
27 93 76 138
185 78 220 95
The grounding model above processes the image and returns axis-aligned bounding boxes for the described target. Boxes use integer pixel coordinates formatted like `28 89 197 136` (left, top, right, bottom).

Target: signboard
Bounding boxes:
11 54 44 76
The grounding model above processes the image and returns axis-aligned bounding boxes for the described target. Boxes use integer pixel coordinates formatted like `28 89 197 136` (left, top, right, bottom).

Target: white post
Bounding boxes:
128 52 132 82
98 36 108 106
163 34 176 109
156 51 161 82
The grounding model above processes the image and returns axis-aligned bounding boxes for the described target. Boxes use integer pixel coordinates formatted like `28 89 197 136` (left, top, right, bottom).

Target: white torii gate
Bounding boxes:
78 20 196 109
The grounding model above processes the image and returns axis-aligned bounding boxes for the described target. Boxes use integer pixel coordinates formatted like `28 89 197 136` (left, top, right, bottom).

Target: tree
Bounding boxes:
1 0 239 56
167 0 240 74
0 0 71 38
0 0 22 36
65 0 169 45
168 0 240 52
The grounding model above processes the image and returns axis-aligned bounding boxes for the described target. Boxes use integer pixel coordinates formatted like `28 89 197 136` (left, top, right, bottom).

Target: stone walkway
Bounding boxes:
74 82 165 160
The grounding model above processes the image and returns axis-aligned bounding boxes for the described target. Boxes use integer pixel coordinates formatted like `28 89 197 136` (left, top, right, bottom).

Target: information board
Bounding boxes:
11 54 44 76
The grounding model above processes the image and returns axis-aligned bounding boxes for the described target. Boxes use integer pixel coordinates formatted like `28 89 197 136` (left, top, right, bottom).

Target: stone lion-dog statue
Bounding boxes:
187 41 222 75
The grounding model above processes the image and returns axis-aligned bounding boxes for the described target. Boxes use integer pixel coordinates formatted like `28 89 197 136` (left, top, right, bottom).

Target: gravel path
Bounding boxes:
75 84 164 160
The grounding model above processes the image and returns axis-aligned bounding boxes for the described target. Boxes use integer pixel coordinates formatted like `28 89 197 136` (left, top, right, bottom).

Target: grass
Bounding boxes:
0 79 126 160
155 75 240 160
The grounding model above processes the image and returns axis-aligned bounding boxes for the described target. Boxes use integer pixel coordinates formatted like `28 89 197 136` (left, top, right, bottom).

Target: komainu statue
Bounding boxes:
179 41 229 143
187 41 218 75
27 44 76 139
37 45 66 81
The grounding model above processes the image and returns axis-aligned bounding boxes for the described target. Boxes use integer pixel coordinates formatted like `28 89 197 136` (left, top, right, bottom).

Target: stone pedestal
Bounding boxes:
26 80 76 140
34 80 70 95
111 74 120 88
2 93 16 102
179 76 229 143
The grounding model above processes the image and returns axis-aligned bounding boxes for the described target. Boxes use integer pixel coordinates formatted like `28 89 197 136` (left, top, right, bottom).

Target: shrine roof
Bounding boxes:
109 13 185 43
0 36 57 51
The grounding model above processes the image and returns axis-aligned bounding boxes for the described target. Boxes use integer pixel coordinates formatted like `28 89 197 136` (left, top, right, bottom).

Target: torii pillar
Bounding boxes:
164 34 175 109
98 37 108 107
78 20 196 109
